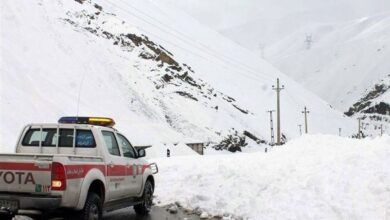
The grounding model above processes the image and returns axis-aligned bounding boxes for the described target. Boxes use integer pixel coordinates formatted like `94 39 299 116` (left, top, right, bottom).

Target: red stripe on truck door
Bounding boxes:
141 164 150 174
64 164 128 179
64 164 106 179
62 164 130 179
107 165 126 177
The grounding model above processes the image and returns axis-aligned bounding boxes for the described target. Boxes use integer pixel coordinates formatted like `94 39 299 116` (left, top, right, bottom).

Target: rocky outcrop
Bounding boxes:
345 75 390 116
60 4 255 140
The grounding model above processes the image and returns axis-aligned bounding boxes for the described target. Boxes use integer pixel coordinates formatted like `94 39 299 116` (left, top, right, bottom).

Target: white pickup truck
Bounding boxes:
0 117 158 220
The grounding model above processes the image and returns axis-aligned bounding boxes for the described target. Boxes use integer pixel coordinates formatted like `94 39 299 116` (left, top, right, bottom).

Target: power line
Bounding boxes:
284 89 301 106
102 0 274 83
119 0 273 82
117 0 274 81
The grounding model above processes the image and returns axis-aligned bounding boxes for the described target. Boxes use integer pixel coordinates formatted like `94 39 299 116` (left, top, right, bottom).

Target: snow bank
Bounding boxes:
153 135 390 220
145 142 199 159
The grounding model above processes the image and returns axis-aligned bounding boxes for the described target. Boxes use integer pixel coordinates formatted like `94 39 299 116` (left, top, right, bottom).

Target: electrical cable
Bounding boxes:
102 0 275 83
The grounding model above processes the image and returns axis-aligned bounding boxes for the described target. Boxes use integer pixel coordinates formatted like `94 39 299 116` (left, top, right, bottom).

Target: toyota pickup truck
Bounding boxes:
0 117 158 220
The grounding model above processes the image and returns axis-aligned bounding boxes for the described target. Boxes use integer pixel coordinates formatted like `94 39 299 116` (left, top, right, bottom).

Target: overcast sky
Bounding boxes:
156 0 390 30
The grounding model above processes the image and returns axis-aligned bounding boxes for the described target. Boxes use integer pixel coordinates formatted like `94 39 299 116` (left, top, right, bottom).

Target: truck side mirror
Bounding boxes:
137 149 146 158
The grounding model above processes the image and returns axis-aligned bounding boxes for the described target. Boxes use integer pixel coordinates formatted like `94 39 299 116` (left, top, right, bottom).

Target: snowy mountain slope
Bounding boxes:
152 0 390 136
158 0 390 47
264 14 390 136
158 0 390 29
0 0 354 152
219 7 382 52
267 13 390 108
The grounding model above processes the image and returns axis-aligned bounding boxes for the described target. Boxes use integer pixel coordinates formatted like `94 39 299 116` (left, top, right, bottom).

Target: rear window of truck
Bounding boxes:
22 128 96 148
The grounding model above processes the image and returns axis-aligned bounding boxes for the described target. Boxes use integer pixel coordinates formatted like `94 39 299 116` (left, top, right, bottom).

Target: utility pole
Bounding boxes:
305 34 313 50
267 110 275 145
380 124 383 136
339 128 342 136
298 124 302 136
358 118 362 139
301 106 310 134
272 78 284 145
259 43 265 59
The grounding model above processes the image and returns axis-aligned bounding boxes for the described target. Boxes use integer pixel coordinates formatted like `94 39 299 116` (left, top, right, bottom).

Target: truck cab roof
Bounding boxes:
25 123 116 130
16 122 119 156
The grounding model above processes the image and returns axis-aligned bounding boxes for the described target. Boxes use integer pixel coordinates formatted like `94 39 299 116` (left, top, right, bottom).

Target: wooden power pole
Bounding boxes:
298 124 302 136
267 110 275 145
272 78 284 145
301 106 310 134
358 118 362 139
380 124 383 136
305 34 313 50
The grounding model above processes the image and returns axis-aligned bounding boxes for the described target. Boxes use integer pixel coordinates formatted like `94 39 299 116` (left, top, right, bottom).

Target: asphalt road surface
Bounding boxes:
10 206 216 220
103 206 210 220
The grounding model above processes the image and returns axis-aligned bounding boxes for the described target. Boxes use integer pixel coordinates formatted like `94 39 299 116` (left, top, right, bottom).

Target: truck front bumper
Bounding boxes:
0 193 62 213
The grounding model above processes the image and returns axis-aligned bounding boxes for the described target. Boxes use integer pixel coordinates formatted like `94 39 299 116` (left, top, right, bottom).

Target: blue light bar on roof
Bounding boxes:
58 117 115 127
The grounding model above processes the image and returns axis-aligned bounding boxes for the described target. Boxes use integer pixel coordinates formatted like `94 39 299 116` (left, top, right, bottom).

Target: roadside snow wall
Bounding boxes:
152 135 390 220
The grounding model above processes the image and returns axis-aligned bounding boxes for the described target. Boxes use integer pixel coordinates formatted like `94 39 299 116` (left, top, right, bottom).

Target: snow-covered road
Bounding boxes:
152 135 390 220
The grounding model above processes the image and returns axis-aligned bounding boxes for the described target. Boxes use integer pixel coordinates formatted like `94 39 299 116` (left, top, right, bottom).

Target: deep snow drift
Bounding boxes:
152 135 390 220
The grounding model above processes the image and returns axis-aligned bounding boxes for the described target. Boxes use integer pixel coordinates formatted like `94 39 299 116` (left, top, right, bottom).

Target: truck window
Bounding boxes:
59 129 96 148
22 128 56 146
102 131 120 156
22 128 96 148
117 134 137 158
59 129 73 147
76 130 96 148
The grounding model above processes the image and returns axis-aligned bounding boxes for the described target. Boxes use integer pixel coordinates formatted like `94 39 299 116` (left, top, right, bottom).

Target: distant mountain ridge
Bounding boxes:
265 13 390 135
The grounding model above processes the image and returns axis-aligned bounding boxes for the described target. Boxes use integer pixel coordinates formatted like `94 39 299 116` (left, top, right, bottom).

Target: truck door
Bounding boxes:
116 133 143 196
101 131 128 201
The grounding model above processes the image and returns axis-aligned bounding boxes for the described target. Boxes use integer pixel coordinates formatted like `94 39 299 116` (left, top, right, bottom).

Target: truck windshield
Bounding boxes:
117 133 137 158
22 128 96 148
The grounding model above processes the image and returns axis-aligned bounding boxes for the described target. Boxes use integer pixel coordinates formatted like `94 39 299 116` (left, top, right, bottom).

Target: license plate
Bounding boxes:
0 199 18 211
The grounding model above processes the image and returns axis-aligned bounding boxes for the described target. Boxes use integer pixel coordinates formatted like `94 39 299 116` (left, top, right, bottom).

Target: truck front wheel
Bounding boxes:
77 192 102 220
0 214 12 220
134 180 153 215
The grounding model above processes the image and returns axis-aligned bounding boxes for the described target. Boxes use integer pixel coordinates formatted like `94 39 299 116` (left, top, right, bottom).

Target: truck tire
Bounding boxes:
0 214 12 220
76 192 102 220
134 180 153 215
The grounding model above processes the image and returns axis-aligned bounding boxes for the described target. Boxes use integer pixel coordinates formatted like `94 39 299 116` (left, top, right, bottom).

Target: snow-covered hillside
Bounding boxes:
267 13 390 109
158 0 390 137
0 0 354 152
159 0 390 47
154 134 390 220
265 14 390 136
